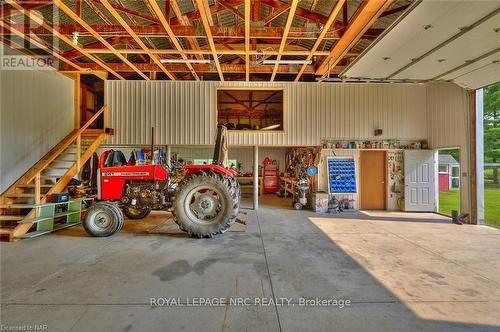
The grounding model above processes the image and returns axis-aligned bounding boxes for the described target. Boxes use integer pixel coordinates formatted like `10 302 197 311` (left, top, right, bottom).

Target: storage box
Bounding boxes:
312 192 329 213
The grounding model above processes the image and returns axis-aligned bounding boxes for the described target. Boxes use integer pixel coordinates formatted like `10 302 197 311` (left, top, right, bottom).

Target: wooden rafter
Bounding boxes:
99 0 176 80
11 24 383 40
0 21 83 71
294 0 346 82
316 0 395 76
245 0 250 81
195 0 224 80
91 0 159 24
251 0 261 58
146 0 199 80
263 2 290 25
0 1 51 19
82 0 113 24
202 0 215 26
5 0 124 79
270 0 298 81
222 91 249 110
53 0 149 80
261 0 331 25
79 47 356 57
62 62 341 74
171 0 204 61
219 0 245 20
380 4 410 18
111 0 153 63
63 36 122 60
310 0 320 13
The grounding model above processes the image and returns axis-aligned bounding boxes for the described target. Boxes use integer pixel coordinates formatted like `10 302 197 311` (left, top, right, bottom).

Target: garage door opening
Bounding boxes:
483 83 500 228
438 148 461 216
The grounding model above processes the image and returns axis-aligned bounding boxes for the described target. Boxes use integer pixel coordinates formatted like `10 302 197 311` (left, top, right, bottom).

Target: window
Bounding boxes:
439 165 448 173
217 89 284 131
451 166 460 188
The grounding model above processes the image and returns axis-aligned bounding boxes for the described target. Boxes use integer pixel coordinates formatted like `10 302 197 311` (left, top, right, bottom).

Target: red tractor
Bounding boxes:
83 126 241 238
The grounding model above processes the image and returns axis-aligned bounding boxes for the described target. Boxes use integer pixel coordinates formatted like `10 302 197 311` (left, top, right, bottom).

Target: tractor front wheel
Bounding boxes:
173 172 239 238
83 202 124 237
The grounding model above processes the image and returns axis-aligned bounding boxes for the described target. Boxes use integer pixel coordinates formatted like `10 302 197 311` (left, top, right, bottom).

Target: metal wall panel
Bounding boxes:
426 82 469 212
0 70 74 192
105 81 430 146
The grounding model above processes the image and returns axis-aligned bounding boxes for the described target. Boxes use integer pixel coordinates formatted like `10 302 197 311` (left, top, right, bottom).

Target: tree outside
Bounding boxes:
484 83 500 227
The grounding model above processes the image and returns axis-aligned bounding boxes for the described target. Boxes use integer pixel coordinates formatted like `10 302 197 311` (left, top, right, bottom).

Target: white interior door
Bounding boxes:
404 150 437 212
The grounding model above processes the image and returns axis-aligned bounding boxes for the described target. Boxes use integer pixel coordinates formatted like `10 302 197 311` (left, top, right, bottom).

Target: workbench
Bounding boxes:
280 177 297 199
236 176 263 196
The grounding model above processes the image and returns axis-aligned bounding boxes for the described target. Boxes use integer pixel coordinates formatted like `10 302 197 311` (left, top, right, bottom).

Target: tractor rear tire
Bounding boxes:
83 202 124 237
123 205 151 220
173 171 239 238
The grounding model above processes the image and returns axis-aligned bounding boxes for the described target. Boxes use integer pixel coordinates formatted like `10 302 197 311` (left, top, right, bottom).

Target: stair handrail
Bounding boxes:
28 105 108 202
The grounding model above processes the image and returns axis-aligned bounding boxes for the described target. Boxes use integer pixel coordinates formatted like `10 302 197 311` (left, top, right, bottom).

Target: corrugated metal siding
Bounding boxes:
105 81 430 146
0 69 74 192
426 82 469 212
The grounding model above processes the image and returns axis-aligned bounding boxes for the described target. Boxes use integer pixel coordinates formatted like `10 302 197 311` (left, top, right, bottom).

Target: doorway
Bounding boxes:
80 74 105 129
360 151 387 210
437 148 461 216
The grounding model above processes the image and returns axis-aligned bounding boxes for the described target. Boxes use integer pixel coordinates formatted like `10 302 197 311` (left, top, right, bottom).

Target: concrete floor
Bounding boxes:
1 196 500 332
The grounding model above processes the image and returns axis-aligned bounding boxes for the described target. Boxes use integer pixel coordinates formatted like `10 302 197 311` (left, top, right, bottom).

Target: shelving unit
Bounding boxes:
20 198 93 239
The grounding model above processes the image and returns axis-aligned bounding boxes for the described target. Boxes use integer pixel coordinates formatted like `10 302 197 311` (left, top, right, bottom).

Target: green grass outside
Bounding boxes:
438 184 500 228
438 189 461 216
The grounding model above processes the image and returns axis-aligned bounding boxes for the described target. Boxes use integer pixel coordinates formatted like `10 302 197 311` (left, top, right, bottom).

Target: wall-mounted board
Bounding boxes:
327 157 357 194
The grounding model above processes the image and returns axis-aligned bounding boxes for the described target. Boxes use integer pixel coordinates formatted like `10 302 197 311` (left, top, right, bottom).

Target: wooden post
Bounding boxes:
74 73 81 129
166 145 172 168
76 134 81 170
254 145 259 210
34 172 41 204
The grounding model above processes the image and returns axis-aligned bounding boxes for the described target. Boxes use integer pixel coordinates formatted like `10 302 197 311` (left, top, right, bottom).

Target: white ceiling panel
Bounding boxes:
452 60 500 89
343 0 500 89
393 13 500 79
439 50 500 81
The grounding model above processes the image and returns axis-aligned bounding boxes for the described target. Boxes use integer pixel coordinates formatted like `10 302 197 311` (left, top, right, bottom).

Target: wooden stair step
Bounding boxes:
46 167 70 170
0 204 35 209
0 228 13 235
4 193 42 198
16 184 53 188
0 216 24 221
54 159 75 162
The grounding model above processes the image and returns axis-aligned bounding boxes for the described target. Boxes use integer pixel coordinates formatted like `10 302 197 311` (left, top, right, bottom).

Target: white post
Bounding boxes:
476 89 484 224
254 145 259 210
166 145 172 168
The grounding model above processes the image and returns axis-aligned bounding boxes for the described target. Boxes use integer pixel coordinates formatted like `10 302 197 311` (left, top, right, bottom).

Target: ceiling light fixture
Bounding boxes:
262 59 313 65
261 124 281 130
160 59 211 64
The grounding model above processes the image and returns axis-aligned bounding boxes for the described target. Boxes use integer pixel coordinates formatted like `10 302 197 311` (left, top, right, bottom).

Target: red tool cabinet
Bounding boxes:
263 163 279 193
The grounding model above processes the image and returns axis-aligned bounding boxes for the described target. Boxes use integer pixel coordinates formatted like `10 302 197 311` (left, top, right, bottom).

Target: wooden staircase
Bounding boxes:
0 106 108 241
